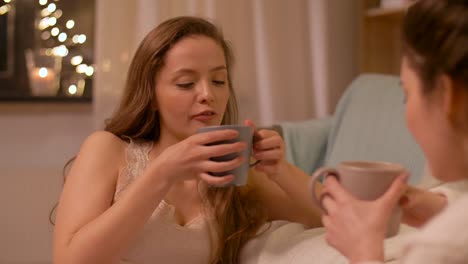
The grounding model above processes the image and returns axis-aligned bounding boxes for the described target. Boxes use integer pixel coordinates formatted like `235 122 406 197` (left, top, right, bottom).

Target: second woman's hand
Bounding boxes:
400 186 448 227
320 174 408 263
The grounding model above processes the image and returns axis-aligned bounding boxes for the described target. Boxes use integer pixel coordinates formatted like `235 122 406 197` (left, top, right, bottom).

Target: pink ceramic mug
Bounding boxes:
310 161 406 237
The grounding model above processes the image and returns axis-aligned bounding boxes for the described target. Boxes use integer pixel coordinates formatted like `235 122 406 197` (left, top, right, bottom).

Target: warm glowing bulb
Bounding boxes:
41 8 50 17
41 31 51 40
68 85 77 95
53 45 68 57
38 17 49 30
77 34 86 44
0 5 10 15
76 64 88 74
70 55 83 66
47 3 56 12
51 27 59 36
58 32 67 42
39 0 47 5
48 17 57 26
53 9 62 18
85 66 94 76
66 20 75 29
4 0 12 3
38 67 48 78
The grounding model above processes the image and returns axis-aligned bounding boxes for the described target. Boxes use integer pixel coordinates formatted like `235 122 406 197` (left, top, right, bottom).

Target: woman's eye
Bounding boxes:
212 80 225 86
176 83 194 88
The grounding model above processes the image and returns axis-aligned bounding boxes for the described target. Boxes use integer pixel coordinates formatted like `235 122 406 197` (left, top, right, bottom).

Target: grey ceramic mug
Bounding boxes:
310 161 406 237
197 125 259 187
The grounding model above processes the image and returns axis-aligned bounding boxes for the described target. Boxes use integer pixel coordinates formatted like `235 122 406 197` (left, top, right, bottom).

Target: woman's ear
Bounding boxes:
440 74 468 132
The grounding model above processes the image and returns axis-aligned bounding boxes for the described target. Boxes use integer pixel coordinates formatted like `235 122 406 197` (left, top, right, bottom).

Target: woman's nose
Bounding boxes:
198 81 215 103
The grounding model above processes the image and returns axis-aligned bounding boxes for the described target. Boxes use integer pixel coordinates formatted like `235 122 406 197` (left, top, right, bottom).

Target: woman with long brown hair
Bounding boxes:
52 16 321 264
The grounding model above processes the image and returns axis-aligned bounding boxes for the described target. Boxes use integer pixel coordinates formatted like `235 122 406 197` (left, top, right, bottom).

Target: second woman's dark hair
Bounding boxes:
402 0 468 90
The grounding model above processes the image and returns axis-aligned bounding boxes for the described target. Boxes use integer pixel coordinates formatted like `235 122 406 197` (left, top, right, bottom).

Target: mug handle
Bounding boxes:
309 167 340 212
249 132 262 167
249 160 261 167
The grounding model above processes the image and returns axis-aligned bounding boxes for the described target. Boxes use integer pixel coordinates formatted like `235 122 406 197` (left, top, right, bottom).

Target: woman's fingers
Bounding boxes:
202 156 245 173
199 172 234 185
254 132 282 148
323 176 352 203
253 148 282 161
380 172 409 206
321 191 338 215
200 141 247 159
195 129 239 145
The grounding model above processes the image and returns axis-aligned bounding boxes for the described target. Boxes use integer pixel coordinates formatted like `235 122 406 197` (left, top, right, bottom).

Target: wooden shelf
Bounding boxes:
366 4 410 17
366 7 406 17
359 0 409 75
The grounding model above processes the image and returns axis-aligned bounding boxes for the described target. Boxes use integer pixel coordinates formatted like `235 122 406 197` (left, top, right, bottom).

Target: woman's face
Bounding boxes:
155 35 230 142
401 56 466 181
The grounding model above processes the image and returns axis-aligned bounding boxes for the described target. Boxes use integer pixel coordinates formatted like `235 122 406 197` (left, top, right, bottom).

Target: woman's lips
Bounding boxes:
192 113 216 121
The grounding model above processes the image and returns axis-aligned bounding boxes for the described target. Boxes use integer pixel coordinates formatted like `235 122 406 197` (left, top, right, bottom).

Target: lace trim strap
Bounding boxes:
114 138 153 199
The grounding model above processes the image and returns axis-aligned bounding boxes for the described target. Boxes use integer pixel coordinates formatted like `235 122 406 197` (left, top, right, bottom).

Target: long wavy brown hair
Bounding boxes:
53 16 268 263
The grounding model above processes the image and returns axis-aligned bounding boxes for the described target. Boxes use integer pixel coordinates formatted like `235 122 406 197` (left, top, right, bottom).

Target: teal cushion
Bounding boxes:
281 117 331 174
325 74 425 184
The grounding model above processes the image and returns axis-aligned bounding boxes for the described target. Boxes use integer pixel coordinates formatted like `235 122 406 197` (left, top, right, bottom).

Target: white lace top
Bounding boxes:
113 140 216 264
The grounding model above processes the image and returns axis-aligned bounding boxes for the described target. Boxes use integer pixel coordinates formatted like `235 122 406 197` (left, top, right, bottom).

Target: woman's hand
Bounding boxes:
320 174 408 263
244 120 288 181
400 186 447 227
147 129 247 186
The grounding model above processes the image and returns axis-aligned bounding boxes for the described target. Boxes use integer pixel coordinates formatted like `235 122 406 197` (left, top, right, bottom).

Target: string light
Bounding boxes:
47 3 56 12
70 55 83 66
41 31 51 40
48 16 57 26
58 32 67 42
68 85 77 95
53 9 62 18
36 0 92 98
38 17 50 30
66 20 74 29
76 64 87 74
85 66 94 76
41 8 50 17
0 4 11 15
51 27 59 36
78 34 86 44
38 67 49 78
4 0 12 3
52 45 68 57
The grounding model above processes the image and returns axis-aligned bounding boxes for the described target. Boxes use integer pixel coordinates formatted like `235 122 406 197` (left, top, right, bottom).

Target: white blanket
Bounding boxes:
240 170 468 264
241 221 416 264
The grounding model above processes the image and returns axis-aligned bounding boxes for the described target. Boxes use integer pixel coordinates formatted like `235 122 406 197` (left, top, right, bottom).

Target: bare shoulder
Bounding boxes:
79 131 127 158
71 131 128 177
82 130 126 150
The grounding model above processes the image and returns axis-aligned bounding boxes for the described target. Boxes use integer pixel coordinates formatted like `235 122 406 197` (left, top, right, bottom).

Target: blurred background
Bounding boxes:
0 0 409 262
